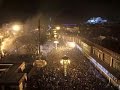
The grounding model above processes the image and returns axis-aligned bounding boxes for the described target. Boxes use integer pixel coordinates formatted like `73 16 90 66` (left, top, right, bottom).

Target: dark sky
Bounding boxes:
0 0 120 23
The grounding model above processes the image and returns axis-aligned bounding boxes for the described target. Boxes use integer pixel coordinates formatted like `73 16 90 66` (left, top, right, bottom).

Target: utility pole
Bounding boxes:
38 19 41 58
0 36 3 59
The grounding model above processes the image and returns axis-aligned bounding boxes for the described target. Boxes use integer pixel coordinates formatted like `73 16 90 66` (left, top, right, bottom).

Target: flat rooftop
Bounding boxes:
0 63 26 85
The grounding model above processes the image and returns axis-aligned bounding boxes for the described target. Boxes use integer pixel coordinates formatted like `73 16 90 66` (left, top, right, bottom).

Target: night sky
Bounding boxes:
0 0 120 23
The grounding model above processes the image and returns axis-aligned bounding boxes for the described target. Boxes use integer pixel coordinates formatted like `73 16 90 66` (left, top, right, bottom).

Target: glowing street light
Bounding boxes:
54 34 57 38
60 59 71 65
60 55 71 76
56 26 60 30
54 40 59 49
12 24 21 32
0 35 3 39
53 30 57 33
54 40 59 44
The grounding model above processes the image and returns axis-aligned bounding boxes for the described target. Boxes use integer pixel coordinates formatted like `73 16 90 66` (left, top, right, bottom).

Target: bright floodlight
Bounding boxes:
56 26 60 30
54 40 59 44
53 30 57 33
12 24 21 31
60 59 71 65
54 34 57 38
67 42 76 48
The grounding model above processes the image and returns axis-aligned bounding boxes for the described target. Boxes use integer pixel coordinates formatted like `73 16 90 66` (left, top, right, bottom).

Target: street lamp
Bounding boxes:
12 24 21 32
11 24 23 36
54 40 59 49
53 31 57 35
60 55 70 76
0 35 3 59
56 26 60 30
54 34 58 38
53 30 57 33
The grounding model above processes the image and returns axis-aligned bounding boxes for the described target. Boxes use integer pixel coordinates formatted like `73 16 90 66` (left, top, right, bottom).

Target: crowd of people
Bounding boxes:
26 46 117 90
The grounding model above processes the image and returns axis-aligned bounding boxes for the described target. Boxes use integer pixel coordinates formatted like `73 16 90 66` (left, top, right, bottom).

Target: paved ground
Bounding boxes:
26 43 117 90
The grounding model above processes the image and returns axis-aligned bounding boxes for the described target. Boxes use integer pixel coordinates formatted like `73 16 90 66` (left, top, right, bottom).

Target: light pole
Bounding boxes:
60 55 70 76
12 24 22 54
54 40 59 49
33 18 48 68
0 35 3 59
37 18 41 59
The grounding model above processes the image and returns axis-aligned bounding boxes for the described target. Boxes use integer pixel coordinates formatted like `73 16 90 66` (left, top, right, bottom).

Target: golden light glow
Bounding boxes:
53 30 57 33
60 59 71 65
56 26 60 30
34 60 47 67
35 28 39 31
60 58 70 76
54 40 59 44
1 38 14 54
67 42 76 48
54 35 57 38
54 32 57 35
0 35 3 39
12 24 21 31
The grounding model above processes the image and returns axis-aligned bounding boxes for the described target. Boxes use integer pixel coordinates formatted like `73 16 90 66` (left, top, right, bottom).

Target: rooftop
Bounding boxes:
0 62 26 85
